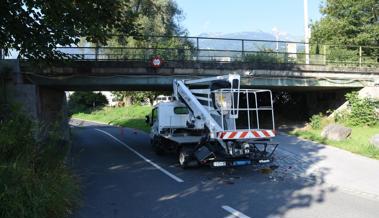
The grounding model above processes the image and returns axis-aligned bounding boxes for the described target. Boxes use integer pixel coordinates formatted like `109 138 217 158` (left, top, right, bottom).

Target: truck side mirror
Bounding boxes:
145 115 150 124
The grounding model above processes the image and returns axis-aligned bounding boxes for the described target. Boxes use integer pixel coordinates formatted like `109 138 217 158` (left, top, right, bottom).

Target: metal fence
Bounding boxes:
2 35 379 67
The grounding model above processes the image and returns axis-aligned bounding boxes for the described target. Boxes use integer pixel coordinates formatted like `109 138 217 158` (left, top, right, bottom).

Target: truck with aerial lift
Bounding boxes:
145 74 278 168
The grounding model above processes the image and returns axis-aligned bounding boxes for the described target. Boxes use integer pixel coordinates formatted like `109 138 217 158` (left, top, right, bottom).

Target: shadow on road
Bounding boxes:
156 135 334 217
70 125 337 218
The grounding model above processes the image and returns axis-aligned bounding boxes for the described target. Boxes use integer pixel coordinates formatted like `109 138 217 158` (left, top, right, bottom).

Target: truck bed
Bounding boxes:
162 135 203 144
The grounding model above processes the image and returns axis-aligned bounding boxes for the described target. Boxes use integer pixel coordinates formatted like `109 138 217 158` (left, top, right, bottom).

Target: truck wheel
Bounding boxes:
152 136 165 155
178 147 195 169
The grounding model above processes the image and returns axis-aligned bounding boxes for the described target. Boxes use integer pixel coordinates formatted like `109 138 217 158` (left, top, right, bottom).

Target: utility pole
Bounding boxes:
272 27 280 52
304 0 310 64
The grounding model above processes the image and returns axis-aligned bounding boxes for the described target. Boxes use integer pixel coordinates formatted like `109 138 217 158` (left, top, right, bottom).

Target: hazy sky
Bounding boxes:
175 0 323 37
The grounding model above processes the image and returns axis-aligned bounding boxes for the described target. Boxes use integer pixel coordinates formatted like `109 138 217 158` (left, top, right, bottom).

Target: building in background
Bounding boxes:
286 43 297 60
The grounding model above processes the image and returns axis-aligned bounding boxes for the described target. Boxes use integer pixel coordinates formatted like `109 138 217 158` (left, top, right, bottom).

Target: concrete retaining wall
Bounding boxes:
2 60 69 141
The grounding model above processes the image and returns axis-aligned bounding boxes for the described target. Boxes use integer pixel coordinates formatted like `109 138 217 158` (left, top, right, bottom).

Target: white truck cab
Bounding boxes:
150 101 189 136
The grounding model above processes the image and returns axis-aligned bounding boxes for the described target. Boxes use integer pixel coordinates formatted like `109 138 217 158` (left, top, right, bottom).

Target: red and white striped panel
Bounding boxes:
217 130 275 139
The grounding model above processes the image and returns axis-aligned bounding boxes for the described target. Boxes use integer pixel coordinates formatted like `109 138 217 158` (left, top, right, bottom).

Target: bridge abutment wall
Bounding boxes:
1 60 69 142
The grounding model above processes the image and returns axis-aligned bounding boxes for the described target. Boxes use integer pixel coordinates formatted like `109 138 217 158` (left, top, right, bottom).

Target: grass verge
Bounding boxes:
0 164 79 218
72 105 152 132
291 126 379 160
0 105 79 218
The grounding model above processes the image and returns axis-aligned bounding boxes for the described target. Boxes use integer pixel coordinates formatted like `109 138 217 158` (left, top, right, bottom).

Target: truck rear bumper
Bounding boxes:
207 157 273 168
194 140 278 168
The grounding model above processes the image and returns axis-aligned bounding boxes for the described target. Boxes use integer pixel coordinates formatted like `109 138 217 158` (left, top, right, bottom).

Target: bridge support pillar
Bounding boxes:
37 86 69 141
4 83 69 141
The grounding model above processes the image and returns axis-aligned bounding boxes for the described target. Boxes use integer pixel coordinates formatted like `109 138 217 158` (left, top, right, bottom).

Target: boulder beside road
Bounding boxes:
321 124 352 141
370 134 379 149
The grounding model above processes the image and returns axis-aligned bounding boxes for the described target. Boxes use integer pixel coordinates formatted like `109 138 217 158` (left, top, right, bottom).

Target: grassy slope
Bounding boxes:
72 105 152 132
292 126 379 160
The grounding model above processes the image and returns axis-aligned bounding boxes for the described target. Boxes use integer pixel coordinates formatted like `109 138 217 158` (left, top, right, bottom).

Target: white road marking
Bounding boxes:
222 205 251 218
95 128 184 183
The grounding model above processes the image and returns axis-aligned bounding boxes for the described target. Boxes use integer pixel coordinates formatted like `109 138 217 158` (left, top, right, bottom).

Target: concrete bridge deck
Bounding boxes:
19 60 379 91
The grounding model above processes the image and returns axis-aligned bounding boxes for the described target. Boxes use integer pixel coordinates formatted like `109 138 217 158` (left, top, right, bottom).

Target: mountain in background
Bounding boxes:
195 31 303 51
198 31 303 42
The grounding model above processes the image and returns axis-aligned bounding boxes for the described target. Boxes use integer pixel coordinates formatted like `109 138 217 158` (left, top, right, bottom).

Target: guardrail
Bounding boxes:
2 35 379 67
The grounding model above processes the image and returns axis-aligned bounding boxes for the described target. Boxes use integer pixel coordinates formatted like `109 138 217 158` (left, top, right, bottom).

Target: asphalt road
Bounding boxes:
70 120 379 218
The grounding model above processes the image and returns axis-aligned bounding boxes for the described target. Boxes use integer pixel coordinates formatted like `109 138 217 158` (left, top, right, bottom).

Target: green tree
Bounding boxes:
112 91 168 106
107 0 193 60
137 91 168 105
112 91 133 106
344 92 378 126
133 0 186 37
310 0 379 62
0 0 141 59
311 0 379 45
110 0 191 101
68 92 108 114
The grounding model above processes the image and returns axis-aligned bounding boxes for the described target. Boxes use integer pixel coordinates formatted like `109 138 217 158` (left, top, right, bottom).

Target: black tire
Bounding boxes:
151 136 165 155
178 147 196 169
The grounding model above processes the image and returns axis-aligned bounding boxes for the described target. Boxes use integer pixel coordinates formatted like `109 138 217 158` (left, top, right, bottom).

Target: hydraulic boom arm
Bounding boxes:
173 74 240 138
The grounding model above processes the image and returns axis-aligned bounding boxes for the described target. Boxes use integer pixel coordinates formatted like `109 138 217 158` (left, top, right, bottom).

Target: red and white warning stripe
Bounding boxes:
217 130 275 139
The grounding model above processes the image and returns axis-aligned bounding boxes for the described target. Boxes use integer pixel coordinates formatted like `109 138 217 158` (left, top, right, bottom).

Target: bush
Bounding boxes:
310 113 323 129
0 164 78 218
0 106 79 218
345 92 378 126
327 47 359 65
243 50 282 64
68 91 108 114
0 106 35 163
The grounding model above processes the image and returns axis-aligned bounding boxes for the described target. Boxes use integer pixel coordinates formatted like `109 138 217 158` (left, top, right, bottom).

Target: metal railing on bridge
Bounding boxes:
2 35 379 67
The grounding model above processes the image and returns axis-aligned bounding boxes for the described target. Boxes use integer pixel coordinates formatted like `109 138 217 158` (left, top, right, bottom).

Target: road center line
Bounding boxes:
95 128 184 183
222 205 251 218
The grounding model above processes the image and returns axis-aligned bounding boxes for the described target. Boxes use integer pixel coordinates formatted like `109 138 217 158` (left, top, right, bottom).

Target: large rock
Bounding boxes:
321 124 352 141
370 134 379 149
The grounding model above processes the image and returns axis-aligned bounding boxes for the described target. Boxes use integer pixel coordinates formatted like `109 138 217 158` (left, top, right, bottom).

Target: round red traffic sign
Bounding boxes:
150 56 163 68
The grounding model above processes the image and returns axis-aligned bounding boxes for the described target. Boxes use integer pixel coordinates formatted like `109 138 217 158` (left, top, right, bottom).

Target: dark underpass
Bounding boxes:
272 88 356 126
